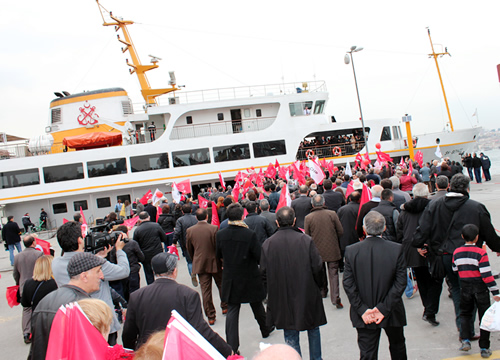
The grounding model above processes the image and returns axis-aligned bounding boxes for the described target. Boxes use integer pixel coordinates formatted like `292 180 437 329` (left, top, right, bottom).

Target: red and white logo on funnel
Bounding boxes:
77 101 99 126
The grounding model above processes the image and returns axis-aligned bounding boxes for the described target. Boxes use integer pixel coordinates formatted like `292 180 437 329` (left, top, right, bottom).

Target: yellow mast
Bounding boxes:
96 1 178 106
427 28 454 132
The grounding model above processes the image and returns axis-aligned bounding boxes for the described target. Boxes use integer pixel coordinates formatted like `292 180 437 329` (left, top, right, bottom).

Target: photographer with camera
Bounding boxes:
51 221 130 346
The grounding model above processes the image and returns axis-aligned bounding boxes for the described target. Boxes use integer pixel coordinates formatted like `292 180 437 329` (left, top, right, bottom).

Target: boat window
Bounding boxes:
51 108 61 124
186 116 193 125
1 168 40 189
217 113 224 121
380 126 392 141
87 158 127 178
289 101 313 116
314 100 325 114
244 109 251 118
253 140 287 158
256 109 262 117
73 200 88 212
96 197 111 208
392 126 400 140
172 148 210 167
52 203 68 214
117 195 131 204
44 163 84 183
130 153 169 173
214 144 250 163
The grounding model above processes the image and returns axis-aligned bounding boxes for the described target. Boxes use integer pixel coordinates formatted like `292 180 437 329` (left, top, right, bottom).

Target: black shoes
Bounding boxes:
422 315 440 326
262 325 275 338
23 333 31 344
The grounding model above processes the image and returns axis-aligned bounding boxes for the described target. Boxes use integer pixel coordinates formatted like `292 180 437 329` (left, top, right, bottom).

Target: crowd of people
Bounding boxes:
5 151 500 359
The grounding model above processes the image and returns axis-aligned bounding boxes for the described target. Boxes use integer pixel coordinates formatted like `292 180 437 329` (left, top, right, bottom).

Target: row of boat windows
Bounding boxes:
0 140 286 189
52 195 132 214
289 100 325 116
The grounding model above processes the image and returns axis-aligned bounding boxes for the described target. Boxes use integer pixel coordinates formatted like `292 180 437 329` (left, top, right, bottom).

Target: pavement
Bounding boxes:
2 177 500 359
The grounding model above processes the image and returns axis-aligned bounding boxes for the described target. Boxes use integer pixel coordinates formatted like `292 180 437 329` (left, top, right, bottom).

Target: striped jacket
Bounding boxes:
452 244 499 295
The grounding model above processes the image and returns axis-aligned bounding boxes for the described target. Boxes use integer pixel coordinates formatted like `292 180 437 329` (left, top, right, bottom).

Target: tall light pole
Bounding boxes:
345 46 369 156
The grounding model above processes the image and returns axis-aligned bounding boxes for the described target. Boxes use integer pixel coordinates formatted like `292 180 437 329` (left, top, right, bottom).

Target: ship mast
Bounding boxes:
427 28 454 132
96 1 178 106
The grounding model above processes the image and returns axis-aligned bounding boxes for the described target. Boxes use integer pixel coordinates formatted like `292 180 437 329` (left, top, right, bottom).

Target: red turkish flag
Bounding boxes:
264 163 276 178
276 184 291 212
414 151 423 167
275 159 280 169
218 172 226 190
198 195 208 209
34 238 51 255
123 216 140 230
176 179 191 194
376 150 393 164
211 202 219 228
291 162 306 186
140 190 153 205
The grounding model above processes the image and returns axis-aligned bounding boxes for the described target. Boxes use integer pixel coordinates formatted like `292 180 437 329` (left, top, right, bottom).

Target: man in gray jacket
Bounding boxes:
52 221 129 345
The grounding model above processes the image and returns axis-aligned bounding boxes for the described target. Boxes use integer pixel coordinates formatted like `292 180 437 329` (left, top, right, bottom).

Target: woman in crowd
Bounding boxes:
158 204 176 249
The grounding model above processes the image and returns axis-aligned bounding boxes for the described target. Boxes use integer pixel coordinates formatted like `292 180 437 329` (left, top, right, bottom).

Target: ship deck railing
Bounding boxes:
170 116 275 140
296 141 367 161
133 80 327 112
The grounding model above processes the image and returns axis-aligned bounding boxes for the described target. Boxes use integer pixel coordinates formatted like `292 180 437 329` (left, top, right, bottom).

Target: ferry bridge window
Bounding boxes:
44 163 84 183
217 113 224 121
73 200 88 212
380 126 392 141
130 153 169 173
314 100 325 114
96 197 111 208
186 116 193 125
253 140 287 158
1 168 40 189
392 126 401 140
117 195 131 204
289 101 313 116
172 148 210 167
88 158 127 178
52 203 68 214
214 144 250 163
256 109 262 117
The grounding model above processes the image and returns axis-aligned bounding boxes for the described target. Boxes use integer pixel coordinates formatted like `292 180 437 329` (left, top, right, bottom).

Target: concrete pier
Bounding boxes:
2 177 500 359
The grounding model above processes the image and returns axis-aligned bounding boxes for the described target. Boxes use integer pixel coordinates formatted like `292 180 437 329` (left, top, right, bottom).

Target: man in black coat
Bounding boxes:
173 203 198 286
143 199 157 221
370 189 399 243
290 185 312 228
2 215 22 266
343 211 407 360
480 152 491 181
356 185 383 238
472 153 482 184
337 191 361 256
133 212 166 285
244 201 274 244
322 179 346 212
216 203 273 354
413 174 500 333
261 207 326 360
122 252 232 358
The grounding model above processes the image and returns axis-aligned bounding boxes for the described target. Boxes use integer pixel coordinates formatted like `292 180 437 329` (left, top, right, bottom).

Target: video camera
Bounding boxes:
84 220 128 254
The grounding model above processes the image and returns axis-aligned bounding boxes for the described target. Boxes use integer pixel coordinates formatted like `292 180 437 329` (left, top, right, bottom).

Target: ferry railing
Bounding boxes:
131 80 327 112
170 116 275 140
296 141 367 161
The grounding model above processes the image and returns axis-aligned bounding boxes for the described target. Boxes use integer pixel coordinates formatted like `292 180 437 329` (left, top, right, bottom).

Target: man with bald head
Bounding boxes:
356 185 383 239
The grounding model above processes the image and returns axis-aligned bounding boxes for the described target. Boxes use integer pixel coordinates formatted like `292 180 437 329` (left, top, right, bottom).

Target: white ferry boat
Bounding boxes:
0 3 479 227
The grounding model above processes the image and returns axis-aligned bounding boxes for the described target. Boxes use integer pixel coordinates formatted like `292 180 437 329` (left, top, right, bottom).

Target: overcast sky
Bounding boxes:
2 0 499 139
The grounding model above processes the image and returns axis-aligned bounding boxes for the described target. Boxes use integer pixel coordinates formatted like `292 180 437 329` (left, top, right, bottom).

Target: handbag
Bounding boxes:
480 301 500 332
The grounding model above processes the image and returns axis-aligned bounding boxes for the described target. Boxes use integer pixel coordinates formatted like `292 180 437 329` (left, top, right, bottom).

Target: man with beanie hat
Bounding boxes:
30 252 105 360
122 252 232 357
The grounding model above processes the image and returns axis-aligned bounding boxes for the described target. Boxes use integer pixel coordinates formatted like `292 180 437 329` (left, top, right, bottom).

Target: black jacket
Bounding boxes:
291 195 312 229
396 198 430 268
133 221 166 261
323 189 345 213
144 203 157 220
123 240 146 273
343 237 407 329
122 278 232 357
157 213 176 233
370 200 398 243
2 221 21 245
173 214 198 260
413 193 500 255
244 213 275 244
337 202 360 250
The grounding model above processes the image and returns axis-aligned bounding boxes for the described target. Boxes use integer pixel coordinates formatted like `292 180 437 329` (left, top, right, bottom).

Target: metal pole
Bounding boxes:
349 52 369 156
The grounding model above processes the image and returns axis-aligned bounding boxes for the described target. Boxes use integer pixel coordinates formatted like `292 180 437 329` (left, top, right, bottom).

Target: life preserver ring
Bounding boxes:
333 147 342 156
305 149 315 158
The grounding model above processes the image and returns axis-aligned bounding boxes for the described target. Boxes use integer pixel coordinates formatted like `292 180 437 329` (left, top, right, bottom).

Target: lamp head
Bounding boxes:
354 47 364 52
344 54 351 64
350 45 357 51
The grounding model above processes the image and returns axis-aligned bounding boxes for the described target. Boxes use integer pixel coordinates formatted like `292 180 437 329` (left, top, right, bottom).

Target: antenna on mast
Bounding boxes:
427 27 454 132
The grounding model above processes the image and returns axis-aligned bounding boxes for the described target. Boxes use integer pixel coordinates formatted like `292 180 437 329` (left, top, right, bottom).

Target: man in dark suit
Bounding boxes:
322 179 345 212
244 201 274 244
291 185 312 229
186 208 226 325
122 252 232 357
337 191 361 261
343 211 407 360
216 203 273 354
356 185 383 238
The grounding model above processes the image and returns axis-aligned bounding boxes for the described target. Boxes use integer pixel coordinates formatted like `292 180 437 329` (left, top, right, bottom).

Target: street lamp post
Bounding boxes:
344 46 369 156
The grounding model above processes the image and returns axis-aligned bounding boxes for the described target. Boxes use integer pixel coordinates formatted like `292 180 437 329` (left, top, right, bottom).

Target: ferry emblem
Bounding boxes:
77 101 100 125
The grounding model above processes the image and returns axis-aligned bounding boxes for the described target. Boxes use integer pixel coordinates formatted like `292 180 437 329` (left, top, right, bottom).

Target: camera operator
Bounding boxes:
51 221 130 346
